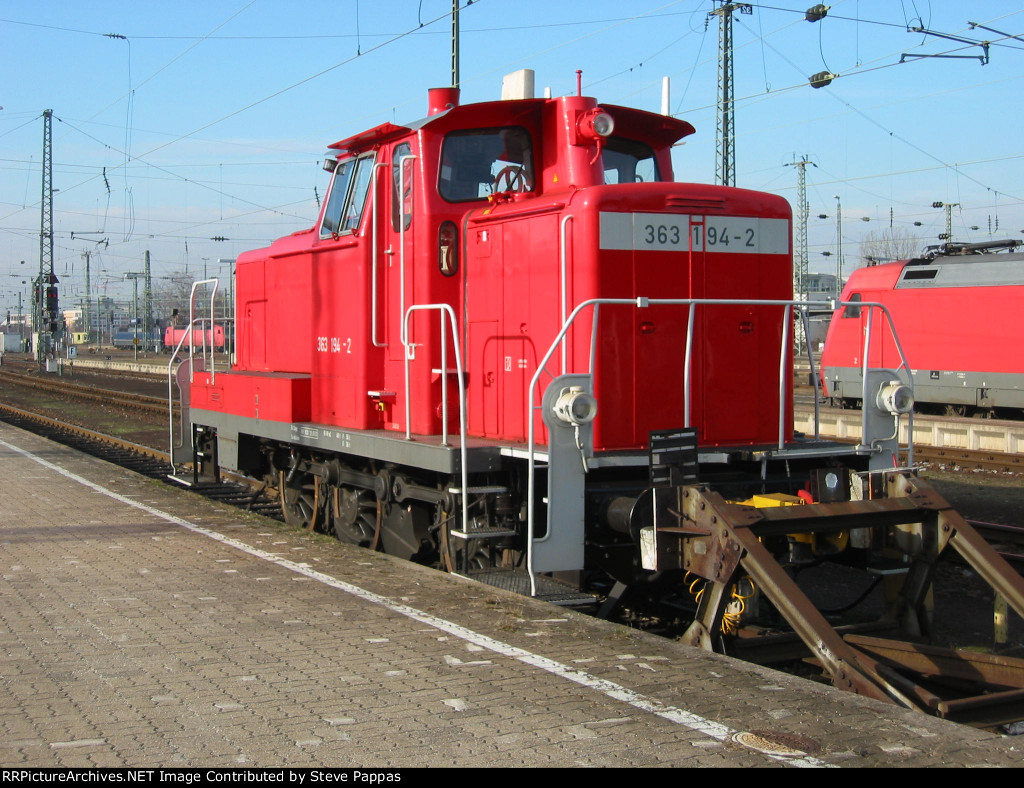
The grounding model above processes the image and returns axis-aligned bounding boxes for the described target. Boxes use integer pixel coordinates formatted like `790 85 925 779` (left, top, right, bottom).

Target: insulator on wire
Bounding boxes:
805 4 830 22
809 71 836 89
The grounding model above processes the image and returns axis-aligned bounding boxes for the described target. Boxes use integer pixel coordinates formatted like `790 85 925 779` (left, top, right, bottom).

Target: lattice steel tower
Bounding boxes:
36 109 56 366
710 3 751 187
786 156 815 299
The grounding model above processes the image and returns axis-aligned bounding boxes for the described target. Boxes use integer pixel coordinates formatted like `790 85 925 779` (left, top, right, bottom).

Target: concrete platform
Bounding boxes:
795 406 1024 455
1 421 1022 768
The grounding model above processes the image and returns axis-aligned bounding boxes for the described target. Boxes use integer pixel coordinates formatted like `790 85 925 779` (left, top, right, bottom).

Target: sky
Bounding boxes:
1 0 1022 312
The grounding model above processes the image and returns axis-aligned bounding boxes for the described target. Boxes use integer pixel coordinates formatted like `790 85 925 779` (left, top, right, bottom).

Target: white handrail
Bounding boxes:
401 303 468 537
398 154 417 348
370 161 389 348
166 279 220 470
524 296 913 596
559 214 573 375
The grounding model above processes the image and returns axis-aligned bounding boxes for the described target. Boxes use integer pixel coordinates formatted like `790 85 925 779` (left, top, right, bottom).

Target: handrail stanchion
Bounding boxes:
402 304 468 536
860 305 875 448
167 278 221 472
559 214 573 375
167 328 193 471
683 303 696 427
779 303 793 450
370 162 388 348
802 307 821 440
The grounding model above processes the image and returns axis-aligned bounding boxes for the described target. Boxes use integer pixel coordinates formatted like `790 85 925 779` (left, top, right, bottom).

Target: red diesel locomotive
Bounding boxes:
172 79 802 573
170 78 901 584
169 77 1024 713
821 239 1024 417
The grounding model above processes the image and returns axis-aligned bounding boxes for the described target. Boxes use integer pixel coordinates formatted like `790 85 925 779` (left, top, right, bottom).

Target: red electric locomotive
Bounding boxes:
169 74 1024 715
820 239 1024 416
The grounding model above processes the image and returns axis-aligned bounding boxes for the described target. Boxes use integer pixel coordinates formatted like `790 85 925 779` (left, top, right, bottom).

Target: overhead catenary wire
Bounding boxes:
1 1 1022 299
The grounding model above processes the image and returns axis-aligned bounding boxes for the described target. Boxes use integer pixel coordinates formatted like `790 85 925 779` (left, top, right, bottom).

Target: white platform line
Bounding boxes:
0 435 832 768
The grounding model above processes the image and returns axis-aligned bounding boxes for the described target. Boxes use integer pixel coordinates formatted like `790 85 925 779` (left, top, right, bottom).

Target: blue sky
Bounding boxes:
1 1 1022 310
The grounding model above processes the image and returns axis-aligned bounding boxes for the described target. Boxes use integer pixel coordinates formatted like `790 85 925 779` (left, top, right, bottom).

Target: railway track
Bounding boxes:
3 365 1023 558
2 375 1022 568
910 444 1024 474
0 369 167 415
0 400 283 520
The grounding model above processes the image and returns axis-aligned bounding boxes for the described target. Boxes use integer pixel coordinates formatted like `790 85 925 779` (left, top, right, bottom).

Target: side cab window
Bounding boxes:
842 292 862 319
392 142 414 231
321 153 376 238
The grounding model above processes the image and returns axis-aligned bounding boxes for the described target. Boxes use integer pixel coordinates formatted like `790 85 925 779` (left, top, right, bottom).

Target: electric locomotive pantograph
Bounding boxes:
169 72 1024 726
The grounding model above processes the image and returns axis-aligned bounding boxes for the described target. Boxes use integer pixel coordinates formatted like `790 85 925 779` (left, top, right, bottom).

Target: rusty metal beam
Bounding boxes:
676 486 918 706
731 525 919 706
679 577 731 651
660 477 1024 719
847 635 1024 689
935 688 1024 727
886 473 1024 621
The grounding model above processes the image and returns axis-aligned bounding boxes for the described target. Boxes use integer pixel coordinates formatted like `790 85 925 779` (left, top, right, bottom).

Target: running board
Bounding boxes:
458 568 597 607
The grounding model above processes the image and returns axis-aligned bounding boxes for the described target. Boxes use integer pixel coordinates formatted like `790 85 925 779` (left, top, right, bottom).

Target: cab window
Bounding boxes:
603 137 659 184
842 292 862 318
439 127 533 202
321 153 376 238
392 142 414 231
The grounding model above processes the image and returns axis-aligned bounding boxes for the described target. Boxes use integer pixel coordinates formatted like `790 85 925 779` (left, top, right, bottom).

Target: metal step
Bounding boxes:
448 485 509 495
458 568 597 607
449 526 517 540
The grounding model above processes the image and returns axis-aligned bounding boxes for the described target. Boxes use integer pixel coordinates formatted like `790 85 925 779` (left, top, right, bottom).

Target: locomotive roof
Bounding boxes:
327 96 695 156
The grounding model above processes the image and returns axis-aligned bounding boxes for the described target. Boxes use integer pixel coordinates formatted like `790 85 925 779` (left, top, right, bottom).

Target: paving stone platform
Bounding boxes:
0 421 1021 768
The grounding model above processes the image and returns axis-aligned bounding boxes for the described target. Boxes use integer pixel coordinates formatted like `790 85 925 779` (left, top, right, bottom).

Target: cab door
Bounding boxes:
381 143 414 361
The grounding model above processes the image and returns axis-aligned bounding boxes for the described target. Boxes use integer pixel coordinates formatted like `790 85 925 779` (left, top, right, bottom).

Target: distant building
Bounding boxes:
802 272 844 302
800 273 845 352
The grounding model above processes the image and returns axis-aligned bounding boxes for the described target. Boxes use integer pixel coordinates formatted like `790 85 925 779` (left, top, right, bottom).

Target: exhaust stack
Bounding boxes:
427 87 460 116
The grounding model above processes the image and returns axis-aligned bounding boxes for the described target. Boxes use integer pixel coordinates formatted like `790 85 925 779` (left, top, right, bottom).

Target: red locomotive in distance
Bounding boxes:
169 72 1024 713
164 324 226 352
820 239 1024 418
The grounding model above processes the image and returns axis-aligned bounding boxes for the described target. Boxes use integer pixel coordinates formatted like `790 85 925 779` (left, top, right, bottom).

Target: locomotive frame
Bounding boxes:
168 75 1024 724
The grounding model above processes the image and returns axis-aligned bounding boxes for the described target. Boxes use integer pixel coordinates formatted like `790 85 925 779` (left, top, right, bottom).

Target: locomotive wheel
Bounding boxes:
279 471 323 530
332 487 377 548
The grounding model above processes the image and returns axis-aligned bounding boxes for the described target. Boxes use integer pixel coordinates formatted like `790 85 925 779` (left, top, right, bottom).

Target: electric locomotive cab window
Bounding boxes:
321 153 376 238
439 127 533 202
842 292 862 318
603 137 660 184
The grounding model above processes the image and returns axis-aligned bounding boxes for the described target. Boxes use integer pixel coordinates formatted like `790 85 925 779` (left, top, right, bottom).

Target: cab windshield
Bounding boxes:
603 137 660 184
321 153 376 237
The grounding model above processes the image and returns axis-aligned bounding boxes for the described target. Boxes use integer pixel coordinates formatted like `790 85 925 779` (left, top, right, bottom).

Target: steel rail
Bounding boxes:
0 369 168 415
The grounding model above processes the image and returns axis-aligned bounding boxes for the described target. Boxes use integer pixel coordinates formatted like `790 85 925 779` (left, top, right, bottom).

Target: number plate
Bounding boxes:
600 212 788 255
600 212 690 251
